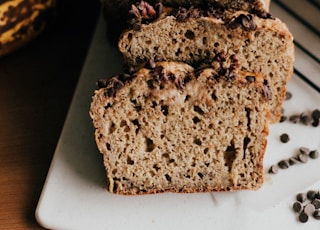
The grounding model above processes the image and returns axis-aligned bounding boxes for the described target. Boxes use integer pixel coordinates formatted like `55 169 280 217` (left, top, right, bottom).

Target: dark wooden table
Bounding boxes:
0 1 100 229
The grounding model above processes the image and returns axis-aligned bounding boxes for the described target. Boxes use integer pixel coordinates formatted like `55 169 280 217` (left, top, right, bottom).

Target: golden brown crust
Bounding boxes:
0 0 55 57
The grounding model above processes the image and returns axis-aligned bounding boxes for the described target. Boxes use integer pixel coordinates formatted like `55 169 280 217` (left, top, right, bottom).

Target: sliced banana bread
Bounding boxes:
90 60 270 195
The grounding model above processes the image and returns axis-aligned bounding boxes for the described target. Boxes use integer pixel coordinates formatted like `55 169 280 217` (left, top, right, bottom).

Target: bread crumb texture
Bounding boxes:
90 62 269 195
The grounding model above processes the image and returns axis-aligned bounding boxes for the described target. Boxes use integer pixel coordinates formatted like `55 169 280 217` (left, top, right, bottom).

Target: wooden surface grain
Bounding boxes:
0 1 100 229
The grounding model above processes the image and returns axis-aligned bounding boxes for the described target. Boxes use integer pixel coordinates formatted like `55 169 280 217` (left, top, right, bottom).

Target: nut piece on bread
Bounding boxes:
90 61 270 195
0 0 55 57
118 7 294 123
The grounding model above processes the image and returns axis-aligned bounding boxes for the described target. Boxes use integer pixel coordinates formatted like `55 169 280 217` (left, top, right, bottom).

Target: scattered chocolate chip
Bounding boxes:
310 150 319 159
280 115 287 122
312 118 319 127
299 212 309 223
307 190 318 201
285 91 292 100
299 147 310 155
268 165 279 174
311 109 320 120
314 210 320 220
278 160 290 169
300 113 313 125
293 201 303 213
280 133 290 143
289 157 300 165
312 199 320 209
304 203 316 216
297 193 307 203
297 153 309 163
289 115 300 124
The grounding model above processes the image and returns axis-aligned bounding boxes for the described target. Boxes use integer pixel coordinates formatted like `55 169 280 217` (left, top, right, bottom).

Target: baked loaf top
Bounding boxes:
0 0 55 57
90 61 270 195
102 0 270 43
118 7 294 123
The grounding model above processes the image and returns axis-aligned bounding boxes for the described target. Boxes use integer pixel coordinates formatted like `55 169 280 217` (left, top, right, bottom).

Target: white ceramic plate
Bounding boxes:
36 5 320 230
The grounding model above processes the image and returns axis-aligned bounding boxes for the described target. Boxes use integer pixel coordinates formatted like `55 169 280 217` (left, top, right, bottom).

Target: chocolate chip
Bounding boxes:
289 157 300 165
296 193 307 203
312 199 320 209
289 115 300 123
312 118 319 127
268 165 279 174
304 203 316 216
300 113 312 125
285 91 292 100
299 147 310 155
278 160 290 169
280 115 287 122
297 153 308 163
299 212 309 223
293 202 303 213
311 109 320 120
309 150 319 159
307 190 318 200
280 133 290 143
314 210 320 220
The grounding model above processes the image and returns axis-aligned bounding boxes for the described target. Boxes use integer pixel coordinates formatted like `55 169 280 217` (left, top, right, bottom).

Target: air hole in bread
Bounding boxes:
198 172 204 179
109 122 116 134
185 30 195 40
104 103 112 109
175 48 182 56
127 33 133 42
224 143 236 173
106 143 111 151
214 42 219 47
185 95 191 101
161 105 169 116
112 168 117 174
204 148 209 154
193 105 204 115
165 174 172 182
243 137 251 159
193 116 201 124
127 156 134 165
131 119 140 134
245 107 251 130
146 138 156 152
194 138 202 146
202 37 207 45
153 164 161 171
211 92 218 101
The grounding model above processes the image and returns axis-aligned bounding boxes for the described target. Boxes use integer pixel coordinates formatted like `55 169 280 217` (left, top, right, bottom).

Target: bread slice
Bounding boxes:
90 61 270 195
118 7 294 123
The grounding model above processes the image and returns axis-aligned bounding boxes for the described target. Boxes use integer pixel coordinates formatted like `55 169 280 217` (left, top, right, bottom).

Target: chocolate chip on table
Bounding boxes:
297 153 309 163
312 118 319 127
304 203 316 216
285 91 292 100
299 212 309 223
278 160 290 169
293 201 303 213
307 190 318 200
312 199 320 209
299 147 310 155
280 133 290 143
268 164 279 174
289 114 300 124
296 193 307 203
300 112 312 125
314 210 320 220
311 109 320 120
280 115 287 122
309 150 319 159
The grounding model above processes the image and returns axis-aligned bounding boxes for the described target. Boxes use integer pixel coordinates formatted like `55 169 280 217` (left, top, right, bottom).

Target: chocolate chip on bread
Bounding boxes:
90 60 270 195
118 5 294 123
102 0 271 44
0 0 55 57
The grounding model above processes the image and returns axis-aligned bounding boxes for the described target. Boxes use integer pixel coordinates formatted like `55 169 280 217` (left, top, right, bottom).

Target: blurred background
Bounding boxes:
0 1 100 229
